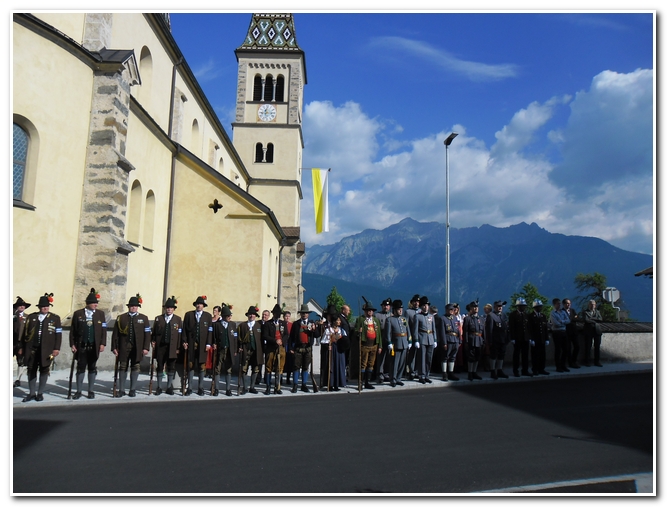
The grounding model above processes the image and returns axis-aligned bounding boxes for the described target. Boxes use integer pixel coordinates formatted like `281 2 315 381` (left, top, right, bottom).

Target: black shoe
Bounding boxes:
594 362 603 367
448 373 459 381
333 387 340 391
472 372 483 380
442 373 449 382
497 370 509 379
396 380 404 386
513 370 520 377
291 384 298 393
249 388 258 394
155 387 162 396
491 370 498 379
88 392 95 399
264 387 271 395
419 378 426 384
166 387 174 395
425 377 433 384
570 363 580 369
522 370 533 377
556 368 564 372
364 382 375 390
225 390 232 397
185 389 192 396
197 388 204 396
275 389 283 395
73 392 83 400
239 388 246 396
114 391 125 398
540 370 550 375
35 394 44 402
22 394 36 403
563 367 570 372
128 390 136 397
301 385 310 393
212 389 219 396
468 372 473 381
390 380 397 387
584 361 591 367
14 380 21 387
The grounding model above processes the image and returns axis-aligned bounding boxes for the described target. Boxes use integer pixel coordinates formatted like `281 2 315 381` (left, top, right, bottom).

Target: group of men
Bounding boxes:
13 290 605 402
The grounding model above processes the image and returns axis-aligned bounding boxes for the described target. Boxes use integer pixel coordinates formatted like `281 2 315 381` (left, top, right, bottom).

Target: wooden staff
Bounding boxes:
112 354 119 398
210 344 218 396
148 343 155 395
181 342 188 396
67 349 77 399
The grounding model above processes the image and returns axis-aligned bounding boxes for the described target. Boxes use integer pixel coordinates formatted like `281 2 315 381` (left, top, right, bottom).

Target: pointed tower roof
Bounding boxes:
238 13 302 51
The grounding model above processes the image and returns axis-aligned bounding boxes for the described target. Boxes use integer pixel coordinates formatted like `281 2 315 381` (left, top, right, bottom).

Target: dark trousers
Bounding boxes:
584 333 602 365
552 331 568 370
568 331 580 366
156 344 177 374
531 341 546 372
76 345 99 374
418 344 434 379
513 340 530 373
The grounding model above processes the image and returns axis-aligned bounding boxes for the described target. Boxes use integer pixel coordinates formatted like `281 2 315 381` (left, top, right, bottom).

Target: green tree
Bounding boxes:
326 286 352 320
574 272 619 321
509 282 552 316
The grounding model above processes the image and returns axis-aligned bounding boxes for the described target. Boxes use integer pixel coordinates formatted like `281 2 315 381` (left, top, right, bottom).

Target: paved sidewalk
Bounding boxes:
12 360 653 409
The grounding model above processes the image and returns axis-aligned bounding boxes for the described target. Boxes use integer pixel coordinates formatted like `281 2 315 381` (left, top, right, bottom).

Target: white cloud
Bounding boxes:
300 69 653 255
192 58 221 82
370 36 519 82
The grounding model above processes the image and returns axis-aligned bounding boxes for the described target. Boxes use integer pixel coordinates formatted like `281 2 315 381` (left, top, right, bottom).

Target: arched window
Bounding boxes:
191 119 200 156
275 75 285 102
265 143 274 163
136 46 153 105
218 157 224 175
255 143 264 163
264 75 274 102
253 75 263 101
127 180 142 245
13 124 28 200
143 190 155 250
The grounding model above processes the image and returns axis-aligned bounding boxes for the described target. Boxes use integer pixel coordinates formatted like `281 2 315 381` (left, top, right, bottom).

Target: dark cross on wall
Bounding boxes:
208 199 223 213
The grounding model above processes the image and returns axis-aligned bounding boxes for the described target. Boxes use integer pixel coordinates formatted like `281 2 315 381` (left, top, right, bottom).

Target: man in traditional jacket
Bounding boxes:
13 296 30 387
151 296 183 395
383 299 412 387
19 293 61 402
411 296 437 384
262 304 288 395
463 301 485 381
529 300 550 375
439 303 460 381
404 294 421 380
237 305 264 394
509 298 532 377
213 303 237 396
353 300 383 390
183 295 213 396
373 298 392 383
112 294 151 397
70 288 107 399
486 300 510 379
288 304 320 393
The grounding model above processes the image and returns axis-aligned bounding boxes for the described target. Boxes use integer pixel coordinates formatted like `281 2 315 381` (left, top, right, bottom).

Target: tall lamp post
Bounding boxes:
444 132 458 305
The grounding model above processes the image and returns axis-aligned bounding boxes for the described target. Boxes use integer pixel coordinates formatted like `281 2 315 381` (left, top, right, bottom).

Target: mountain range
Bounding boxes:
302 218 653 321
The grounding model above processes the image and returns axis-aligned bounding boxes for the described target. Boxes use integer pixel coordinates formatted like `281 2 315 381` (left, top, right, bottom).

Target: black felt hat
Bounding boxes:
418 296 430 306
392 299 403 310
13 296 31 311
127 294 142 307
37 293 53 308
85 288 100 305
193 295 208 307
164 296 178 309
245 305 260 317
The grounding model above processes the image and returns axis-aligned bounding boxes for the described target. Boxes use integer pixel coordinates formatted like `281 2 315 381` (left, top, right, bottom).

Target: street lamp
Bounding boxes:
444 132 458 305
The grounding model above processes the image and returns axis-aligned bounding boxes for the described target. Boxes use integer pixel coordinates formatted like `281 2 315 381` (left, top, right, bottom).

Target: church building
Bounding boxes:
12 13 306 323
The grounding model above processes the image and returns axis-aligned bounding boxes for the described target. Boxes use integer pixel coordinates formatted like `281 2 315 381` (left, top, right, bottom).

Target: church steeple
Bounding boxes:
238 13 302 52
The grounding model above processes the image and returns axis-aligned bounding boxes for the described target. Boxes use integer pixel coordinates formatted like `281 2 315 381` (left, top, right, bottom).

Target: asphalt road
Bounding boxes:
13 372 653 494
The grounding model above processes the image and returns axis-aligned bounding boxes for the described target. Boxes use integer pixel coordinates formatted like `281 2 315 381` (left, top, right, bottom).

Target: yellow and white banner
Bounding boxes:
312 168 329 234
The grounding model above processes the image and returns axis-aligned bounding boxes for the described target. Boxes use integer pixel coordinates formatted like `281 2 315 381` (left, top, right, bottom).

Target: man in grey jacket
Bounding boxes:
411 296 437 384
384 299 412 387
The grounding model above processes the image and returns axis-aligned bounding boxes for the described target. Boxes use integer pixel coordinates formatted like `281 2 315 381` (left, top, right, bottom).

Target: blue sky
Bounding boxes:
170 10 654 255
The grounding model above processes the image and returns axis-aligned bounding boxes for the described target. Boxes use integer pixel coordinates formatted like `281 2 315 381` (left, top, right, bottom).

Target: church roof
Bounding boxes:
238 13 301 51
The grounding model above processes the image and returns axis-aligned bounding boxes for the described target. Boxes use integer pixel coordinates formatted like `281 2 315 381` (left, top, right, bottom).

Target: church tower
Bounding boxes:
233 13 306 312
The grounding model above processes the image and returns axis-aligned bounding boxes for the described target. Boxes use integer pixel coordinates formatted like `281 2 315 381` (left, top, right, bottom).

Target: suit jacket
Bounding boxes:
440 314 460 344
529 312 549 344
21 311 63 366
152 314 184 359
485 311 509 344
463 314 485 348
384 314 412 349
288 319 319 348
70 308 107 360
183 310 213 363
411 311 437 346
13 311 26 354
112 312 152 362
262 319 288 352
508 310 530 343
237 321 264 365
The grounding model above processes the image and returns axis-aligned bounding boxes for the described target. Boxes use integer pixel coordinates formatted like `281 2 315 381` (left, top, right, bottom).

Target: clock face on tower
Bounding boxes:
257 104 277 122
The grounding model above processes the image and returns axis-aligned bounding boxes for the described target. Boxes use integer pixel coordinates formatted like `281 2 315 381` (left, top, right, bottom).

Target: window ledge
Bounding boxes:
13 199 36 211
